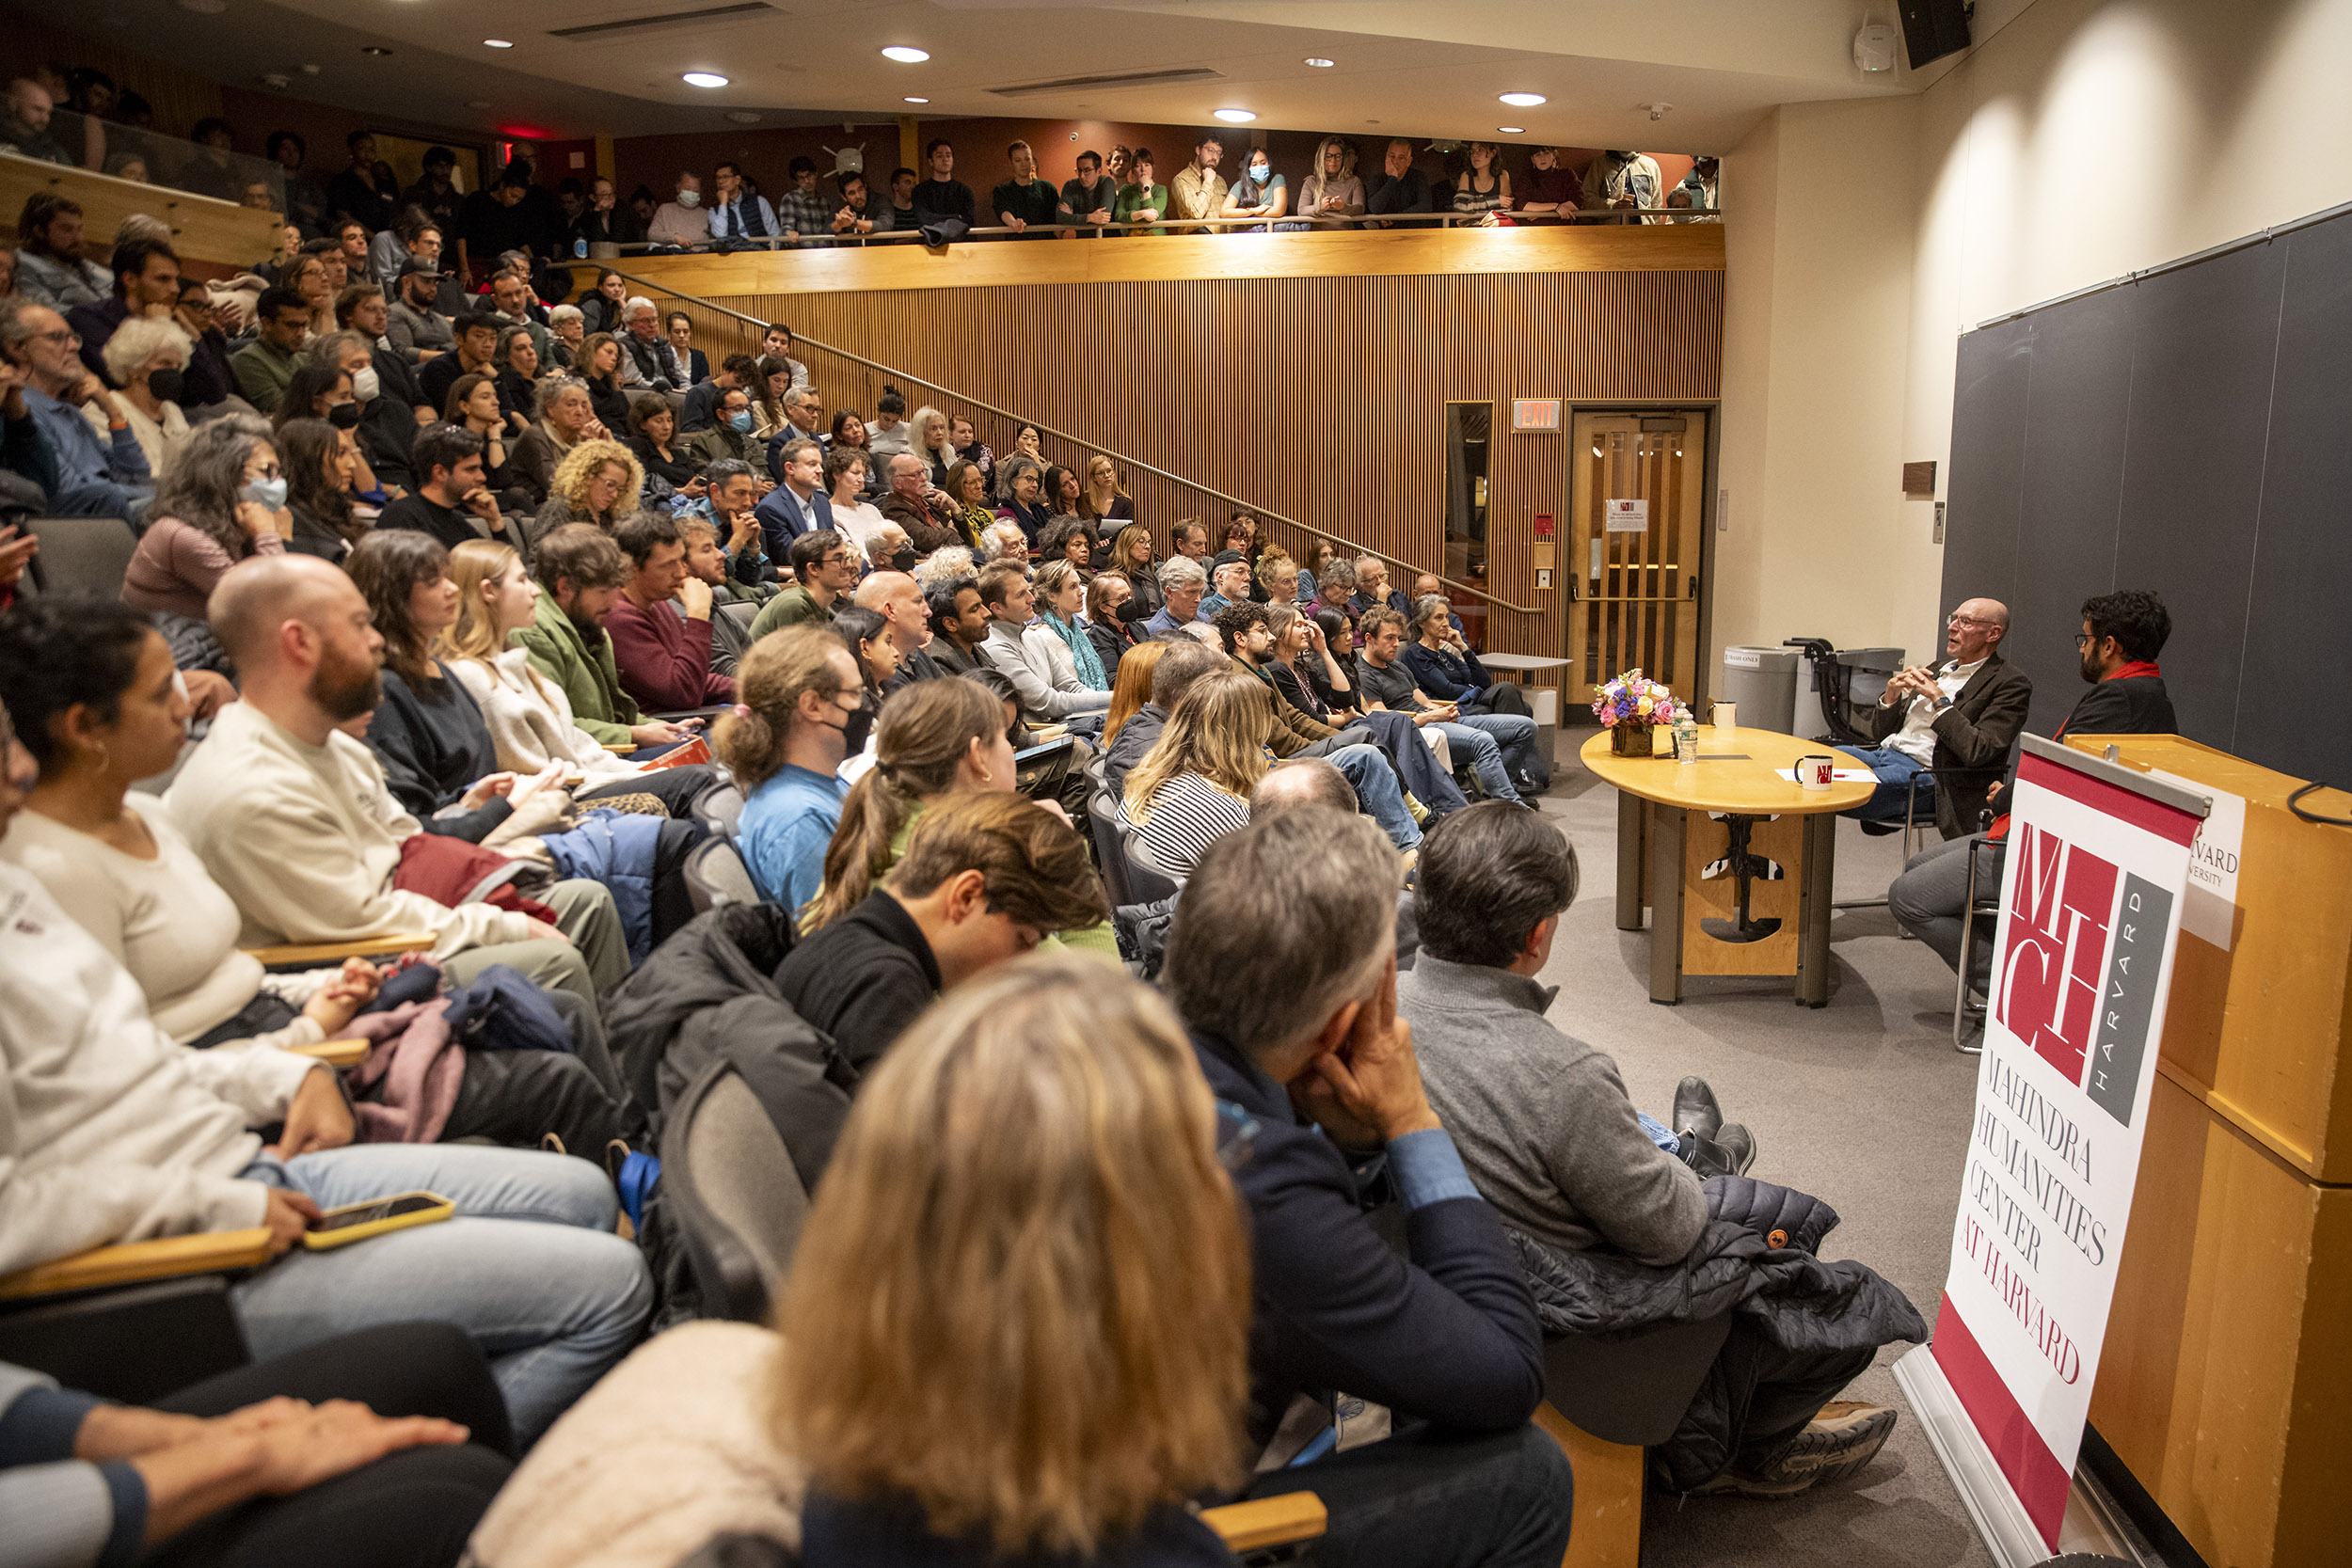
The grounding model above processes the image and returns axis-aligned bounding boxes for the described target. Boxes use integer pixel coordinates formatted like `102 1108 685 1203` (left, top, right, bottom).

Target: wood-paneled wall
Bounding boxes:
617 229 1724 693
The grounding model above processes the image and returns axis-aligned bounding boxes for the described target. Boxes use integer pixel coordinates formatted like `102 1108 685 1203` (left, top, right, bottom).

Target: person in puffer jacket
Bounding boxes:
1399 802 1926 1499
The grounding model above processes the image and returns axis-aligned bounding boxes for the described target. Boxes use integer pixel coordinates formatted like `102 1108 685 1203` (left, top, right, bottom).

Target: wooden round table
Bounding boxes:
1581 725 1874 1006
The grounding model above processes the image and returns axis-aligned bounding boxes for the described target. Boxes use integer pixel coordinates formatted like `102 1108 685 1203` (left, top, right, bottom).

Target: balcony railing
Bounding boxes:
607 209 1709 254
0 105 287 215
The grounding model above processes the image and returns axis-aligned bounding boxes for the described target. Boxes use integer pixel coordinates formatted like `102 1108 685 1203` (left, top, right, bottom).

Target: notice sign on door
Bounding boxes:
1604 498 1649 532
1927 741 2205 1549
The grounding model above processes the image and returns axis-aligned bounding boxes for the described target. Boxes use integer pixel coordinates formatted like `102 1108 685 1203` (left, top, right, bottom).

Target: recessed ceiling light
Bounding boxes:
881 45 930 63
1499 126 1525 134
1303 56 1334 68
725 110 762 124
1500 91 1547 107
682 71 728 87
482 39 512 49
1213 108 1256 124
905 97 929 104
361 44 393 55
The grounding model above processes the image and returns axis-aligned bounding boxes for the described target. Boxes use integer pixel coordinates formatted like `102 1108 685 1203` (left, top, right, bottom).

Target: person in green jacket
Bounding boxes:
1111 149 1170 237
511 523 704 749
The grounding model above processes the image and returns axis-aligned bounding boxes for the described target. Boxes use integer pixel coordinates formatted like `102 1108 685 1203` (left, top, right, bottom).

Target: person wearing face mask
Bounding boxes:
316 322 418 496
273 358 382 499
120 416 292 622
80 316 194 483
647 171 710 252
1220 150 1290 232
720 626 866 914
681 385 763 473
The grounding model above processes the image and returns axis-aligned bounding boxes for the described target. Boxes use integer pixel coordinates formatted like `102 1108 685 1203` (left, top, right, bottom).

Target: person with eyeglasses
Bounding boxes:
752 528 861 640
1835 596 2031 840
0 298 154 521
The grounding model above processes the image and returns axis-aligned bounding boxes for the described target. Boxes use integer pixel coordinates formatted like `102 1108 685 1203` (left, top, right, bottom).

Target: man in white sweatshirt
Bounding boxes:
0 701 650 1444
166 555 628 1039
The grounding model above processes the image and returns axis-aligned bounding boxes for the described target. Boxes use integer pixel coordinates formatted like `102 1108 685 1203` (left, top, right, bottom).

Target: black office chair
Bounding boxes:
0 1233 275 1405
659 1059 810 1323
1535 1313 1734 1563
1086 791 1137 907
691 779 746 843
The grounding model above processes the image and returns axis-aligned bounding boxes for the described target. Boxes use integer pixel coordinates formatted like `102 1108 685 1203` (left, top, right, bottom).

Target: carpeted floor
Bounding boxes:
1523 739 1995 1568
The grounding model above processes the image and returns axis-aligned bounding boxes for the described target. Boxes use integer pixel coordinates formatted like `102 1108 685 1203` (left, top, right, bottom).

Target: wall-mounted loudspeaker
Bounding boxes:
1898 0 1972 70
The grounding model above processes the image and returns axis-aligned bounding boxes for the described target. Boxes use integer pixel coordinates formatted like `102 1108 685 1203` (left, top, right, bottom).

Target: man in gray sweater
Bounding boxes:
1398 801 1899 1498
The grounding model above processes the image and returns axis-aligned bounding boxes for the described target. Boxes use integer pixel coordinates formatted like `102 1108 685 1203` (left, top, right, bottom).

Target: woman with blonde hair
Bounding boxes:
1298 136 1366 225
532 438 644 540
775 953 1248 1567
1254 545 1299 606
1106 521 1161 624
1120 668 1269 879
1078 452 1135 528
911 404 954 489
1100 636 1167 748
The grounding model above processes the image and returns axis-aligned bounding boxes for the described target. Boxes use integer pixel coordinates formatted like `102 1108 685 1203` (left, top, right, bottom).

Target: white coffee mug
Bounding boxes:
1796 754 1835 791
1710 701 1736 731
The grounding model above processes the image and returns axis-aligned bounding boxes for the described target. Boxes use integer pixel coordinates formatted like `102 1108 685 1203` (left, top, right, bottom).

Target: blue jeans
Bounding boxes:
235 1144 652 1444
1638 1111 1681 1154
1325 742 1422 851
1433 713 1538 805
1248 1421 1574 1568
1835 744 1931 823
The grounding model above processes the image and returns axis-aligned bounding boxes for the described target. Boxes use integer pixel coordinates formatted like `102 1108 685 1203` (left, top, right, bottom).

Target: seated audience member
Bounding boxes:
924 575 991 677
1106 524 1162 622
3 298 155 520
1297 538 1338 601
1256 549 1301 607
533 436 641 541
1298 136 1366 224
1249 754 1358 820
419 313 508 425
1145 555 1209 638
0 599 639 1155
910 138 977 228
628 394 697 493
168 277 239 414
1348 556 1410 618
1120 670 1268 878
681 385 763 473
866 524 913 574
1112 149 1169 235
680 352 755 434
968 562 1106 728
615 298 688 392
704 457 776 585
1022 557 1110 691
492 324 543 429
1085 570 1132 670
167 554 633 1003
754 435 833 558
777 792 1104 1071
574 333 634 434
746 359 792 443
1401 801 1923 1497
513 524 707 750
1102 639 1207 798
866 384 913 460
1038 511 1096 573
606 511 736 713
942 459 994 548
514 376 612 514
379 421 525 554
948 414 993 484
721 626 863 913
880 451 965 555
763 387 829 469
1836 596 2030 832
1161 808 1570 1565
1582 149 1664 221
389 260 457 365
1890 590 2176 982
707 160 775 243
1365 139 1435 228
0 700 649 1447
578 273 626 340
1198 551 1253 619
0 1323 514 1568
552 310 590 374
993 456 1052 542
771 157 834 244
764 956 1245 1567
119 416 287 621
12 193 110 308
663 311 707 385
1359 608 1539 805
81 315 193 485
648 173 710 252
228 287 313 417
677 515 758 678
443 538 712 784
858 568 944 688
751 528 859 638
825 444 886 557
318 316 423 494
1401 593 1526 715
65 234 179 388
279 416 371 561
833 604 900 702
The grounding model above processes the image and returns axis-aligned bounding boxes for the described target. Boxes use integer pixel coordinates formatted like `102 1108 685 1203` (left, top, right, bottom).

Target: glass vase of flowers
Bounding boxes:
1593 669 1682 756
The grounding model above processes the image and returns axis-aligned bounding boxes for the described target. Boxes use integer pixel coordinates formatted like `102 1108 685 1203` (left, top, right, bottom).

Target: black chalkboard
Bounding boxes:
1942 205 2352 787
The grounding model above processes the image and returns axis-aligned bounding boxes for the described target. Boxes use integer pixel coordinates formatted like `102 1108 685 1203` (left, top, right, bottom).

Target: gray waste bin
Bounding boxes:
1720 646 1799 735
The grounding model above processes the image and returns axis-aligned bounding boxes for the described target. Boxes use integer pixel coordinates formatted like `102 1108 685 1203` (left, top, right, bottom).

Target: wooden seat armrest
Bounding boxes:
603 743 638 754
240 932 436 967
289 1038 370 1069
1200 1492 1327 1552
0 1228 278 1301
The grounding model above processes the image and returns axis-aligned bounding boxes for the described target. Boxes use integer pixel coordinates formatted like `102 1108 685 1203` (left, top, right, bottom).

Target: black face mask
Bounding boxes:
327 402 362 430
828 690 877 755
889 546 917 575
145 367 186 404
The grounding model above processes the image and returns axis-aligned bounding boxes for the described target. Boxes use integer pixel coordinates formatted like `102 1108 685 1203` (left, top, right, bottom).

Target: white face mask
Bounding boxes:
351 365 380 403
676 188 701 208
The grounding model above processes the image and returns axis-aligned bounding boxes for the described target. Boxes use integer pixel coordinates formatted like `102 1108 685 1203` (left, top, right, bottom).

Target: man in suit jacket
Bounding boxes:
751 436 834 564
1838 596 2031 840
1163 809 1572 1568
1889 589 2177 980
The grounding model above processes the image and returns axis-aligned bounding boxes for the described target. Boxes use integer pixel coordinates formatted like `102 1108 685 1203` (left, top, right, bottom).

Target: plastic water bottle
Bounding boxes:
1674 709 1698 763
573 238 588 260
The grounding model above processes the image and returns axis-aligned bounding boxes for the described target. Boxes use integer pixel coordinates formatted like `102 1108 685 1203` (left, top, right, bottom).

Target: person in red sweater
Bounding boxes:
605 511 737 714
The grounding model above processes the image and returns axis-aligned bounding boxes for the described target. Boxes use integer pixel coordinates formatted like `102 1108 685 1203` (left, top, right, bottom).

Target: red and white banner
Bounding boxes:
1931 741 2204 1548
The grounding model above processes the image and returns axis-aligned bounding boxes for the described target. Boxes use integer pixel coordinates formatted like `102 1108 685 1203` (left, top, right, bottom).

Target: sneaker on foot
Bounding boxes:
1755 1403 1898 1493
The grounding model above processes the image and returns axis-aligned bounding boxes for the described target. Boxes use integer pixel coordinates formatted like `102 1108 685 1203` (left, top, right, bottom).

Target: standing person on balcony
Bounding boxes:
1366 139 1436 229
1059 148 1120 230
1669 154 1723 222
876 165 922 232
707 159 775 245
326 131 401 236
993 140 1060 235
1169 133 1229 232
12 195 110 310
1513 146 1581 222
1452 143 1512 226
775 157 836 246
1298 137 1365 226
829 170 883 240
1113 150 1169 236
912 139 977 230
1221 148 1290 232
401 145 466 241
1582 150 1663 223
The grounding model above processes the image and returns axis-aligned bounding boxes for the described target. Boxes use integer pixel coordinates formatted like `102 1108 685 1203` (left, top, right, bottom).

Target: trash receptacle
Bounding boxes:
1720 646 1800 735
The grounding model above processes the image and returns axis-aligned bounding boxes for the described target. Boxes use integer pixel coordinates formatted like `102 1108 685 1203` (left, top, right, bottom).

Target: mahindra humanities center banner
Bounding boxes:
1931 742 2204 1549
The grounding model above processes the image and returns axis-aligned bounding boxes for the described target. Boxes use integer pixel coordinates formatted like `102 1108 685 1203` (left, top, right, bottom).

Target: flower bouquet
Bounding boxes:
1593 670 1683 756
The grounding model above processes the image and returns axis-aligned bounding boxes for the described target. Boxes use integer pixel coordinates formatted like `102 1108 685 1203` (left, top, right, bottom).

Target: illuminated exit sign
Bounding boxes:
1511 399 1562 434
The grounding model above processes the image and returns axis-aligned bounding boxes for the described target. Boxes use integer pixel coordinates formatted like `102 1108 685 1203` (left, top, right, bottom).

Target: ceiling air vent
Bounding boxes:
988 67 1223 99
549 3 777 42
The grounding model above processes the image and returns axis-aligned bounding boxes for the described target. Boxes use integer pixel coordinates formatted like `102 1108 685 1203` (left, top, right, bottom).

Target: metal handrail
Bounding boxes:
604 266 1540 616
616 209 1705 252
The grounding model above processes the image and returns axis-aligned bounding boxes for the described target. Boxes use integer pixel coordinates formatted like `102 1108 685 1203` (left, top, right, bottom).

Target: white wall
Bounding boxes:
1716 0 2352 666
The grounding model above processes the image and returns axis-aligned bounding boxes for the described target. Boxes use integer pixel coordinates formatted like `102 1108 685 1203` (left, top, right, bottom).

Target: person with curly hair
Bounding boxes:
511 374 610 511
531 437 642 543
119 416 290 621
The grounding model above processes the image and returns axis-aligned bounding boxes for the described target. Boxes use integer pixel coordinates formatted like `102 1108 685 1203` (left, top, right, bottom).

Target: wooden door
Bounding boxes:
1566 412 1708 711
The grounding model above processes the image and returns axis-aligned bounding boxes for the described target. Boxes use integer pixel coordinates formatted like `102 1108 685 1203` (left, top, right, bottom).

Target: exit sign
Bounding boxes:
1511 399 1561 434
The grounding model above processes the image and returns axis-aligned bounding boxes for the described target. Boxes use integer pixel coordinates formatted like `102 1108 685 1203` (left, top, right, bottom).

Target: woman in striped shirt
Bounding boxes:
1120 669 1269 879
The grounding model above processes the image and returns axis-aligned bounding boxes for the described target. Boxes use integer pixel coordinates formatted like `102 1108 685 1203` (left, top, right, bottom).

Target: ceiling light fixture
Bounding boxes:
1500 91 1546 107
1213 108 1256 123
682 71 728 87
905 96 930 104
1303 56 1334 68
482 39 512 49
1498 126 1524 134
881 45 930 63
361 44 393 55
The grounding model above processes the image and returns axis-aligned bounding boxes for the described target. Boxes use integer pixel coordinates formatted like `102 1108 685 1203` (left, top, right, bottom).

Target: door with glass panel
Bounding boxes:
1567 412 1708 704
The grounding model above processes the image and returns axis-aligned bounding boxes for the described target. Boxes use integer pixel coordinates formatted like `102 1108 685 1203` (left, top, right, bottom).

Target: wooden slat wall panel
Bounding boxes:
657 262 1721 698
